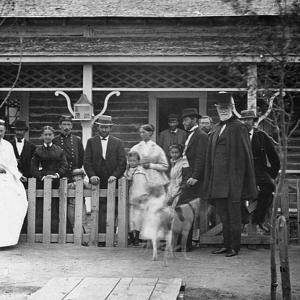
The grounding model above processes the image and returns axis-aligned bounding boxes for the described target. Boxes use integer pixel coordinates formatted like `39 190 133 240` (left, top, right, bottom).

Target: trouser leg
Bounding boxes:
215 199 230 249
228 201 242 251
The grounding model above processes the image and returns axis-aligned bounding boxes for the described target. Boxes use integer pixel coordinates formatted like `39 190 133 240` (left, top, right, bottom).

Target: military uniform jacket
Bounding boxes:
252 129 280 181
11 139 36 178
53 133 84 178
31 144 68 180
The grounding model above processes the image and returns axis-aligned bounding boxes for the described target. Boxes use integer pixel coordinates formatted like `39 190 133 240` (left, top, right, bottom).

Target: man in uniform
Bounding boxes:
240 110 280 232
158 114 187 157
53 115 84 181
10 119 36 186
84 115 126 236
203 93 257 257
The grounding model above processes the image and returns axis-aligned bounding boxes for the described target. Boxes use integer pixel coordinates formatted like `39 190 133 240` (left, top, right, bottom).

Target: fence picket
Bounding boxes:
106 181 116 247
43 178 52 244
74 179 84 246
90 183 100 246
117 177 128 248
58 178 68 244
297 179 300 244
27 178 36 243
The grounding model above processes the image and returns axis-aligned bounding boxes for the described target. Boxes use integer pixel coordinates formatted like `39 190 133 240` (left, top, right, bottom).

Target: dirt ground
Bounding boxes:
0 243 299 300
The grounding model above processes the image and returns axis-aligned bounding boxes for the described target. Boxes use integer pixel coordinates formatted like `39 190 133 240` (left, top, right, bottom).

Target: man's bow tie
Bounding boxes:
17 138 22 143
101 138 107 141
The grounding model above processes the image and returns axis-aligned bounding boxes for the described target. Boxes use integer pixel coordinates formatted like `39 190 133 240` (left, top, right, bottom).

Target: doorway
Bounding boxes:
148 92 207 141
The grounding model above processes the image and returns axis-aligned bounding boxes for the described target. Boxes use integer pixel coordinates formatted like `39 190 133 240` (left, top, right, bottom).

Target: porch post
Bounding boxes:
81 64 93 147
247 64 257 112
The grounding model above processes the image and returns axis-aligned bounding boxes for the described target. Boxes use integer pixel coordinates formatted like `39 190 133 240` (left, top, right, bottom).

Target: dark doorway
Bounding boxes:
157 98 199 134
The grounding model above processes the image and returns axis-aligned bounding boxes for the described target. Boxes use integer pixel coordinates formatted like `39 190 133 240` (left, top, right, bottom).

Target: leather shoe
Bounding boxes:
225 249 238 257
211 247 228 254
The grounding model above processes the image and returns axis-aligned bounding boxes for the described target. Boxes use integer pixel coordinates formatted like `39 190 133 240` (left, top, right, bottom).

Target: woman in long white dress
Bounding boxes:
0 120 28 247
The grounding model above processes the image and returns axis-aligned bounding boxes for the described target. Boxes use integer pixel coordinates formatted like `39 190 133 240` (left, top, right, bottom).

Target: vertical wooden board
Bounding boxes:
150 278 183 300
74 179 84 246
247 64 257 111
297 179 300 243
117 178 128 248
107 277 158 300
27 178 37 243
43 178 52 244
65 277 120 300
90 183 100 246
106 181 116 247
58 178 68 244
27 277 83 300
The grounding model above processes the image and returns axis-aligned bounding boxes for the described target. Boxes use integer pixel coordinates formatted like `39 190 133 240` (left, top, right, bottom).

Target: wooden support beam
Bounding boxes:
247 64 257 112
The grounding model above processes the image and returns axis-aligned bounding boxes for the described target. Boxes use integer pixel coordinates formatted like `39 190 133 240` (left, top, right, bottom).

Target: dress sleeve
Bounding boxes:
149 146 169 172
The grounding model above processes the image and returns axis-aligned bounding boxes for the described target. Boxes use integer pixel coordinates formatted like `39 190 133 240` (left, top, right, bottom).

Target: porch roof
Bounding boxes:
0 0 296 18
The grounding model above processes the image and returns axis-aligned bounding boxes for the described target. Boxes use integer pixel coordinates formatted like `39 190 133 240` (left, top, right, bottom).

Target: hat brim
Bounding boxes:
181 113 201 119
240 116 258 120
95 122 114 126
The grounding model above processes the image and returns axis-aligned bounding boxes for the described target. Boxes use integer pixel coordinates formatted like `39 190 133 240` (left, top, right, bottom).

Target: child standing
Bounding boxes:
125 151 148 246
167 144 186 207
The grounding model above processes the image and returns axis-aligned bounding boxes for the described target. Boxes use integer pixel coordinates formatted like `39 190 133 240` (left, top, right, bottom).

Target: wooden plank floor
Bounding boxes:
27 277 183 300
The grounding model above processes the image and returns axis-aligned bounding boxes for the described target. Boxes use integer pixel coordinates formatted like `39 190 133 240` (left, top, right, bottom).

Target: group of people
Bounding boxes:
0 91 280 256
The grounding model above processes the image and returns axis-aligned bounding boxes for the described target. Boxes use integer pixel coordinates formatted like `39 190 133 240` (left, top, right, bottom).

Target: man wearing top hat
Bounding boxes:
10 119 36 185
53 115 84 181
158 113 187 156
84 115 126 234
203 93 257 257
176 108 208 251
240 110 280 233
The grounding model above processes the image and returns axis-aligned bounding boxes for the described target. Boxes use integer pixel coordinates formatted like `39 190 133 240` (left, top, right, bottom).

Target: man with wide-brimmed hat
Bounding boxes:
84 115 126 236
203 93 257 257
10 119 36 184
240 109 280 233
53 115 84 181
158 113 187 156
175 107 208 251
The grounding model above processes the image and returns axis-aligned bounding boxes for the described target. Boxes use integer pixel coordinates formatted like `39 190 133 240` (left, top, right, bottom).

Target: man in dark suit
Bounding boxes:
84 115 126 235
10 120 36 186
203 93 257 257
158 114 187 157
176 108 208 251
53 115 84 181
240 110 280 232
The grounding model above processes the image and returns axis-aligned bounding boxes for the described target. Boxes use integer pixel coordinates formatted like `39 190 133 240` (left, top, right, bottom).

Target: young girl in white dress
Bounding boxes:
125 151 148 246
167 144 187 207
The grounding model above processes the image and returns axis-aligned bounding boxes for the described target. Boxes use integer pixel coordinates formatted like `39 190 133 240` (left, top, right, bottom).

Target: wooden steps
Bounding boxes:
27 277 184 300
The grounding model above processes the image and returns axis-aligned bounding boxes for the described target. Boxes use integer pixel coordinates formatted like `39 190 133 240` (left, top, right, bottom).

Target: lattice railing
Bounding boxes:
93 65 247 88
0 65 83 88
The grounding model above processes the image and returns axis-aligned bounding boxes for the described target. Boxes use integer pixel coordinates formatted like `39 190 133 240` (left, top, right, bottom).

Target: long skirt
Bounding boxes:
0 173 28 247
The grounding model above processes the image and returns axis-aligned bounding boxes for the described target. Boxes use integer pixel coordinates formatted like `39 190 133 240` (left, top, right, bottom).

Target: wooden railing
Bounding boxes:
21 177 128 247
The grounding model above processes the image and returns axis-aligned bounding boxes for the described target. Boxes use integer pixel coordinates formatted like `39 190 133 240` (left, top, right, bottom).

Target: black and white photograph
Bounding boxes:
0 0 300 299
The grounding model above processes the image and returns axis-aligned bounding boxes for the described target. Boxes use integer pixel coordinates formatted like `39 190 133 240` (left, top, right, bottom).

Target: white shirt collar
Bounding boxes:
44 143 53 147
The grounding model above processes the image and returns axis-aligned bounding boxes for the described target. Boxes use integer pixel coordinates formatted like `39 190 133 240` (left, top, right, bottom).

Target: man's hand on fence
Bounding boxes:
42 174 59 181
20 176 27 182
108 176 117 183
90 176 100 185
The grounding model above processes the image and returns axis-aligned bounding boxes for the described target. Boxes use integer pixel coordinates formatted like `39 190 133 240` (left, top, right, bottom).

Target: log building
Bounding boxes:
0 0 299 170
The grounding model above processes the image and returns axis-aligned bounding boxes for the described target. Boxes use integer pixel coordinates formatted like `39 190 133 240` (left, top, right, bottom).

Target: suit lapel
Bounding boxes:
95 136 103 158
11 140 20 159
186 129 198 151
105 136 114 160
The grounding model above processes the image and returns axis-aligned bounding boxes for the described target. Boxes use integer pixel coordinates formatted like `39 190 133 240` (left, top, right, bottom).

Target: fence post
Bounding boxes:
43 178 52 244
90 183 100 246
117 177 128 248
27 178 36 243
58 178 68 244
74 178 84 246
297 179 300 244
278 215 292 300
106 180 116 247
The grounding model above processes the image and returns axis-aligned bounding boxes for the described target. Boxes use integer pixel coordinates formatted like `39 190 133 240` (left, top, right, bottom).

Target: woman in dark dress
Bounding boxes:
31 126 68 232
